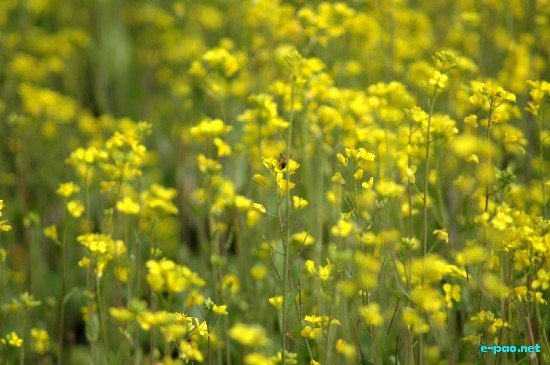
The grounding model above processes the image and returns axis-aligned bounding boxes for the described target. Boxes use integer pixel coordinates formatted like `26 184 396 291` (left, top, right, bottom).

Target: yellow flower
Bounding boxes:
213 137 231 156
78 257 91 269
277 178 295 193
56 182 80 197
253 174 268 187
67 200 85 218
464 114 478 128
317 261 333 281
360 303 383 326
116 196 140 215
465 154 479 163
335 339 356 359
229 323 269 346
268 296 284 310
301 325 322 339
331 218 354 237
305 260 316 276
330 172 346 185
179 340 204 362
443 283 461 308
109 307 136 322
212 304 228 316
293 196 309 210
5 331 23 347
43 224 58 240
30 328 49 354
433 228 449 244
336 153 348 166
250 265 267 281
292 231 314 246
362 176 374 190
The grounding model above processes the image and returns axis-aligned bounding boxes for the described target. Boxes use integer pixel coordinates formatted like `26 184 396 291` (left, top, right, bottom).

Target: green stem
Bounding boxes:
282 74 297 365
421 89 437 365
96 276 109 364
538 110 546 218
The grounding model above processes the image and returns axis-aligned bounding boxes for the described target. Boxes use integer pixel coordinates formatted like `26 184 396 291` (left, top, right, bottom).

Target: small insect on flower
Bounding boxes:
277 152 292 170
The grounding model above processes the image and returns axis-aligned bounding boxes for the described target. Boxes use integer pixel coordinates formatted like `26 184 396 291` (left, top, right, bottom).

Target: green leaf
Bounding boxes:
85 312 99 343
285 288 298 315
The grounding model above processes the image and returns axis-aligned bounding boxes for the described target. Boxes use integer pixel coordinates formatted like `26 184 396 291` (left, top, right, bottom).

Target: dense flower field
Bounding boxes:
1 0 550 364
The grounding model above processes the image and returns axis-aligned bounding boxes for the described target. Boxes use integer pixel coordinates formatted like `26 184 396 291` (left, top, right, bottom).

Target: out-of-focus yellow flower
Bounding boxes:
443 283 461 308
433 228 449 244
5 331 23 347
116 196 140 215
360 303 383 326
466 154 479 163
250 265 267 281
30 328 49 354
292 231 314 246
268 296 284 310
56 182 80 197
301 325 322 339
293 196 308 210
331 218 354 237
229 323 269 346
212 304 228 316
464 114 478 128
67 200 84 218
335 339 356 359
43 224 58 240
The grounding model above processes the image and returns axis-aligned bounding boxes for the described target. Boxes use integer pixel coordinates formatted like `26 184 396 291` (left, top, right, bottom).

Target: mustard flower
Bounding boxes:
43 224 58 240
66 200 84 218
301 325 322 339
116 196 140 215
335 339 356 359
268 296 284 310
433 228 449 243
212 304 228 316
360 303 383 326
229 323 269 346
250 265 267 281
4 331 23 347
293 195 308 210
30 328 49 354
330 172 346 185
56 181 80 197
443 283 461 308
291 231 314 246
179 340 204 362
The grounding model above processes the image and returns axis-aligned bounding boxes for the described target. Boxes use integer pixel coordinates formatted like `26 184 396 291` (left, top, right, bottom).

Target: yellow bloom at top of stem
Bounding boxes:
469 81 516 110
212 304 228 316
268 296 284 310
428 70 448 89
443 283 461 308
433 228 449 243
0 200 12 232
190 118 232 141
526 80 550 115
116 196 140 215
56 181 80 197
229 323 269 347
301 325 322 339
359 303 383 326
293 196 308 210
66 200 84 218
4 331 23 347
43 224 58 240
30 328 49 354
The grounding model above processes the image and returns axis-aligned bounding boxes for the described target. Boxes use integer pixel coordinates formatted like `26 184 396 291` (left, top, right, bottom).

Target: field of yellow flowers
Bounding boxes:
1 0 550 364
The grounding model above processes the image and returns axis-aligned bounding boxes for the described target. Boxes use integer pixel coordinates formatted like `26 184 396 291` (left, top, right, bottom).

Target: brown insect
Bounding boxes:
277 152 292 170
